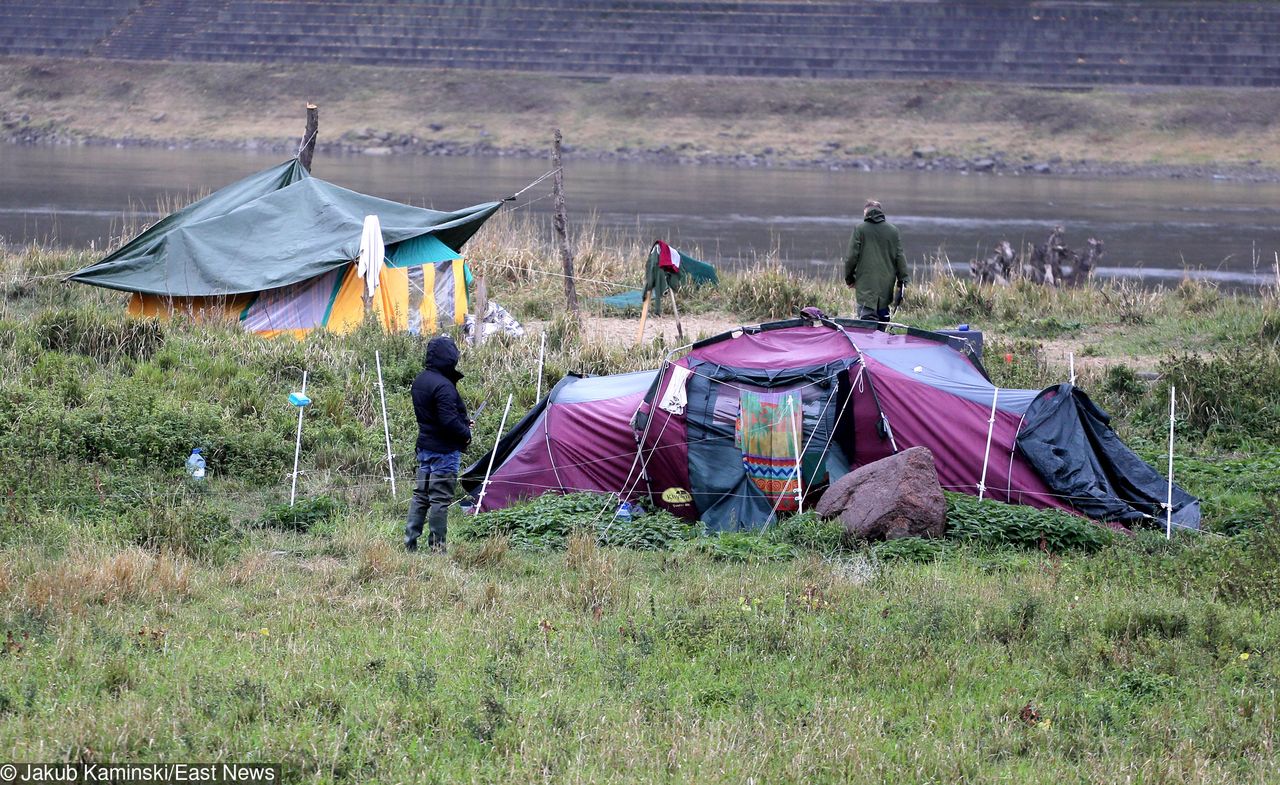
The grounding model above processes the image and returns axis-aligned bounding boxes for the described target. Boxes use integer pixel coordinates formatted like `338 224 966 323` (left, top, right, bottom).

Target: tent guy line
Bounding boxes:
477 258 637 291
503 168 560 202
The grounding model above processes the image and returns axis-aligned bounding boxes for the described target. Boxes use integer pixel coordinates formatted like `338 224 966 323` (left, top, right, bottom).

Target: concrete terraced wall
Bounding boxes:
3 0 1280 87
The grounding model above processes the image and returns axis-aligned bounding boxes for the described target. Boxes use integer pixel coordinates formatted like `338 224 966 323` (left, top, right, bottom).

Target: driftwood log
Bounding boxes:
970 227 1102 287
970 240 1016 285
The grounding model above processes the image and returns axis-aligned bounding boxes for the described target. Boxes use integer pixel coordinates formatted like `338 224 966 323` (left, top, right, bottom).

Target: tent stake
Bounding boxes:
1069 352 1076 385
978 387 1000 501
535 332 547 402
375 350 396 498
475 393 514 513
290 370 308 507
1166 384 1176 540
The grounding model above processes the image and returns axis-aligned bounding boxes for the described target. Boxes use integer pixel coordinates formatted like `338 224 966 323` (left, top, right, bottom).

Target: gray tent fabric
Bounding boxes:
1017 384 1201 530
68 159 501 296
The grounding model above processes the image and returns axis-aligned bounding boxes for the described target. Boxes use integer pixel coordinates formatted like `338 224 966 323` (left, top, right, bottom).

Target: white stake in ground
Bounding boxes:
978 387 1001 501
475 393 514 514
289 370 310 507
1167 384 1176 540
375 350 396 498
1069 352 1077 386
535 332 547 402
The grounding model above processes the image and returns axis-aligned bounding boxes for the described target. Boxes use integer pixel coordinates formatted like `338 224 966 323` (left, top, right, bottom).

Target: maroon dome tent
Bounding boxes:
464 318 1199 533
460 370 657 512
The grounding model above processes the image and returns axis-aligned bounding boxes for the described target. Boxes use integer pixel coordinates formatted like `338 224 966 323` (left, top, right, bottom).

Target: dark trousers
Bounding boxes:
858 304 891 330
405 468 456 550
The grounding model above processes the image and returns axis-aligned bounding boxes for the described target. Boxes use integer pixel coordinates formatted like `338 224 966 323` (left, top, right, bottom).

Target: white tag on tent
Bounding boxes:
358 214 384 298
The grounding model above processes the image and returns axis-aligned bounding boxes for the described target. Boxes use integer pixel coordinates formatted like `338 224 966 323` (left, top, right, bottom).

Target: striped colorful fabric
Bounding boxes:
736 389 803 511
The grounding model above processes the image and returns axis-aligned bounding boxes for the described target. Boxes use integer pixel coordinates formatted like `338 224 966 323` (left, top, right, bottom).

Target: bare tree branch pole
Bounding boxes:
299 103 319 172
551 129 580 319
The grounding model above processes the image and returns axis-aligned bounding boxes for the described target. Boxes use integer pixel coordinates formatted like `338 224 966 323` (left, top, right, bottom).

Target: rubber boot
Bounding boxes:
404 466 431 552
426 473 456 551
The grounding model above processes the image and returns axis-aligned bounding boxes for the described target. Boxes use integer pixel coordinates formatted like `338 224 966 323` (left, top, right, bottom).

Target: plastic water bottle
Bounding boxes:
614 501 633 524
185 448 206 481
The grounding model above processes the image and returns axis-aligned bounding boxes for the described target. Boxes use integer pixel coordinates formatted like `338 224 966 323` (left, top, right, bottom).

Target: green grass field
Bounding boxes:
1 219 1278 782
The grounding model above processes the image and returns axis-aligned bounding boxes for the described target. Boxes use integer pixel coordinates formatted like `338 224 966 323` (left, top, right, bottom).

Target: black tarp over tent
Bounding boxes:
1017 384 1201 529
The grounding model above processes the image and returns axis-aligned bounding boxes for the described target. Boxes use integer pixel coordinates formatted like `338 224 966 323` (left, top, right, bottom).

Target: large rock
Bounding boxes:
816 447 947 540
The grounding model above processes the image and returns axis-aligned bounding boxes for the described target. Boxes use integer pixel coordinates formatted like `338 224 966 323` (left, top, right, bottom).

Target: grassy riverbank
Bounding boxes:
1 220 1279 781
5 56 1280 175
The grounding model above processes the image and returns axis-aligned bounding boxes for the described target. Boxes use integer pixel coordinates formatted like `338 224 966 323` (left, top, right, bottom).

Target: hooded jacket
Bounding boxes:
411 336 472 454
843 207 910 310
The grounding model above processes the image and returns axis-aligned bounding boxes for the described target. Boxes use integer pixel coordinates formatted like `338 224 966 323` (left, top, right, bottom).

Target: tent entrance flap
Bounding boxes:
683 359 851 531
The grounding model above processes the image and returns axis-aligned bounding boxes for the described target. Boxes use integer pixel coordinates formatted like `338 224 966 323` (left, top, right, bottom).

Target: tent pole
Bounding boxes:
375 350 396 499
290 370 308 507
1166 384 1175 540
535 332 547 402
475 393 514 513
978 387 1000 502
668 288 685 343
831 325 898 453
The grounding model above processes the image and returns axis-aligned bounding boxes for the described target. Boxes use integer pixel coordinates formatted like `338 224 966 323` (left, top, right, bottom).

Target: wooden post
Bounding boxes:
472 274 488 345
634 291 652 345
551 129 580 319
299 103 319 172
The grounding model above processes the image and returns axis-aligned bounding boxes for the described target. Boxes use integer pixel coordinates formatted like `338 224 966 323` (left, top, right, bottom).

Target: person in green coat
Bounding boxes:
843 199 909 324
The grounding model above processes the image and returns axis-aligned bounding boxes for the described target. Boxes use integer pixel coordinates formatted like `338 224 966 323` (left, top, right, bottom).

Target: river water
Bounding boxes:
2 145 1278 286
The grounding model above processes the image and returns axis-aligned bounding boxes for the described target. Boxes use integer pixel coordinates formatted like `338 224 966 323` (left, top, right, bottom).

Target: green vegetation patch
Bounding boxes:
465 492 698 551
946 492 1116 553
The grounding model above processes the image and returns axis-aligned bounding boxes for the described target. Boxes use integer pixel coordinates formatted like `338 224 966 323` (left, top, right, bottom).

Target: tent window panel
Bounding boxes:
240 269 342 332
710 386 741 428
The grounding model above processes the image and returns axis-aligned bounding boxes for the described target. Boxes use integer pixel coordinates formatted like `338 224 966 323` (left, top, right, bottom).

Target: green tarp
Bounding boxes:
600 241 718 313
68 159 501 297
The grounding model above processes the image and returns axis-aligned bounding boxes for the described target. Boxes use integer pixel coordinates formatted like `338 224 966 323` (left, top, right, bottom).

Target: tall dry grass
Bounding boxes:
563 531 619 613
20 548 193 616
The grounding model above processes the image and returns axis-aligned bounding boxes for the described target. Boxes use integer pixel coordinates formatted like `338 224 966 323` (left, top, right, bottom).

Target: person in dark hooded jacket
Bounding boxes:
843 199 909 324
404 336 471 552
